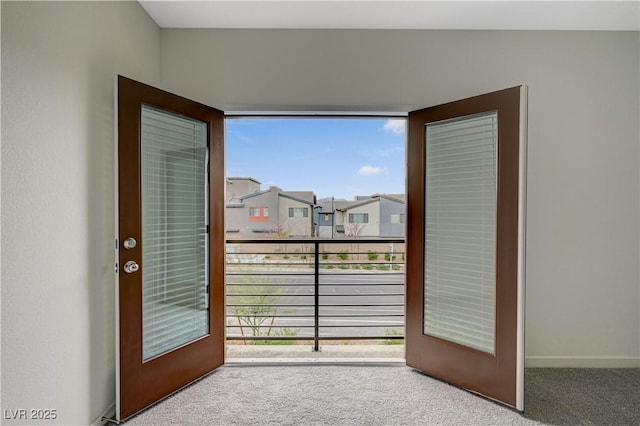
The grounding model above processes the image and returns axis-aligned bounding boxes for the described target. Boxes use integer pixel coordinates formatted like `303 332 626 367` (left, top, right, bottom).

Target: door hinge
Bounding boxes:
206 225 210 234
115 262 119 274
115 238 119 249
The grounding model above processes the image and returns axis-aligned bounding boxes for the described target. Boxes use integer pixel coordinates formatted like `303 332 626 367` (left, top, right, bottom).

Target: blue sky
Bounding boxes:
225 118 406 200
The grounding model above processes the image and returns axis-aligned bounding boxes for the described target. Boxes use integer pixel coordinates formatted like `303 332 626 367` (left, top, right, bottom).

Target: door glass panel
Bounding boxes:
141 105 209 361
423 112 497 354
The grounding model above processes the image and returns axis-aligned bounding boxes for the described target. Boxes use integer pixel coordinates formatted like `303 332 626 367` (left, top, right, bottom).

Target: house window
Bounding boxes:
348 213 369 223
390 213 405 224
289 207 309 218
249 206 269 222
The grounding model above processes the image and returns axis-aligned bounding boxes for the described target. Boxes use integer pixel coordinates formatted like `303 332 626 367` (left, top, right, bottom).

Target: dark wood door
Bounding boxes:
406 86 526 410
116 76 225 421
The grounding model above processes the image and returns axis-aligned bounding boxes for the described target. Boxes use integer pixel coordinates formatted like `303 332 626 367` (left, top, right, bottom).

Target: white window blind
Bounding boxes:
141 105 209 361
423 112 497 354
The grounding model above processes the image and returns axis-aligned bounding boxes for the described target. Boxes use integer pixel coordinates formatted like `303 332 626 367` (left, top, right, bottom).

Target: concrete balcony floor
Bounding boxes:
226 343 404 363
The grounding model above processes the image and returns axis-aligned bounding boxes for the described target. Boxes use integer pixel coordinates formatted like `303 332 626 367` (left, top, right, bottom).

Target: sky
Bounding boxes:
225 118 406 200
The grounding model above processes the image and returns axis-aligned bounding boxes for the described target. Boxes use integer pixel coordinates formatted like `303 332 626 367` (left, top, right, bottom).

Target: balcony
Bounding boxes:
225 238 405 359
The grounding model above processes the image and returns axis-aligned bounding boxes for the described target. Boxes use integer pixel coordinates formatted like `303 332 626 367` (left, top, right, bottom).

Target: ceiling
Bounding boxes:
139 0 640 31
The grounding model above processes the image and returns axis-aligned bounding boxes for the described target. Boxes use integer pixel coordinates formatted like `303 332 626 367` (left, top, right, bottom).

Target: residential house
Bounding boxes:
315 197 342 238
337 195 406 238
226 176 261 201
317 197 357 238
316 210 335 238
315 198 335 238
226 181 315 237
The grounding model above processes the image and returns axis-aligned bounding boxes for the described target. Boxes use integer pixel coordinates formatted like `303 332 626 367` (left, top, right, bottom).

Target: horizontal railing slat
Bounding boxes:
226 239 406 348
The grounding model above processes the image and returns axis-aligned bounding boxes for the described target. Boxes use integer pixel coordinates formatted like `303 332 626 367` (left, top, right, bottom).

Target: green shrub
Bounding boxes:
228 277 284 341
384 253 396 261
253 327 300 345
383 328 404 345
362 264 373 270
321 251 329 260
337 250 349 261
376 264 388 271
367 251 379 261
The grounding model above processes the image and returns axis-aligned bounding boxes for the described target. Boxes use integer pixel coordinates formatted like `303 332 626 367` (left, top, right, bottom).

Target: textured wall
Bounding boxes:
1 2 161 424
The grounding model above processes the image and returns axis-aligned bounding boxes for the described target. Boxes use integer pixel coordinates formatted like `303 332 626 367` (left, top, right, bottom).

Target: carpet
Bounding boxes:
124 365 639 425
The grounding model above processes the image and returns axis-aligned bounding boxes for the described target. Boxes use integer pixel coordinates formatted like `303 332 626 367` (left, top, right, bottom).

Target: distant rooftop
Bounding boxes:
356 193 405 202
318 194 406 211
227 177 262 184
284 190 316 204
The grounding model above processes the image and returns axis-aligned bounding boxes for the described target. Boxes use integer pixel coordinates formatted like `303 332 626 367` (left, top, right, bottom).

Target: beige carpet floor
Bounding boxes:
123 365 639 425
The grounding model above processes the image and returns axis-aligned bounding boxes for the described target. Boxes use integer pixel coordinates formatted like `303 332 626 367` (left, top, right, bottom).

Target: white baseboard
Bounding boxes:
525 356 640 368
91 402 116 426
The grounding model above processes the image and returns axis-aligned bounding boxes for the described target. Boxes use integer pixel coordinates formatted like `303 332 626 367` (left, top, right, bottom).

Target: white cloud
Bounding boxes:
382 119 406 136
357 165 387 176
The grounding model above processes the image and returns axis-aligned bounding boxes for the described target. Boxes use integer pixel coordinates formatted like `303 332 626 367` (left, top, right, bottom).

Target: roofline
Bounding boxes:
377 194 405 203
336 198 377 211
279 192 315 206
227 177 262 184
239 188 271 200
238 187 314 206
337 194 405 211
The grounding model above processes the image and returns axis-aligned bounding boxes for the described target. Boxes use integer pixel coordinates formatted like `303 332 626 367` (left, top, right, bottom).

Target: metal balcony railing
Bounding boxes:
226 238 405 351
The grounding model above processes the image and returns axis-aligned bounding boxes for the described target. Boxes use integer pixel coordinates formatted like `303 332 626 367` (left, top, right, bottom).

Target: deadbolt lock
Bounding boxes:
123 261 139 274
123 237 137 250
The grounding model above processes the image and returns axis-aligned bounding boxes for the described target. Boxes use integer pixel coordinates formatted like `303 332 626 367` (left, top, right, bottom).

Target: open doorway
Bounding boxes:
223 116 407 361
115 77 526 420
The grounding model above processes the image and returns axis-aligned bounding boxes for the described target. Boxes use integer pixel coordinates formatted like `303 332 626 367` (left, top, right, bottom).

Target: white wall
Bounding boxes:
1 2 160 425
161 29 640 367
